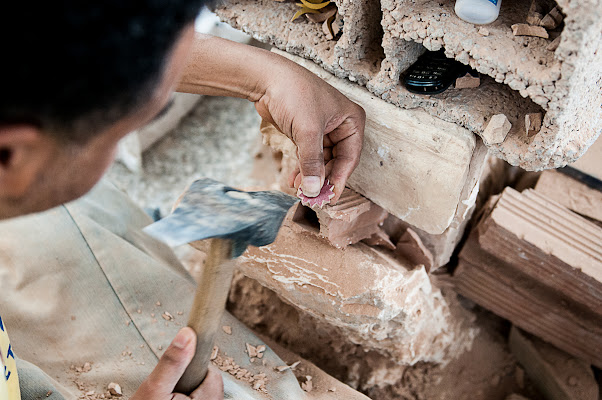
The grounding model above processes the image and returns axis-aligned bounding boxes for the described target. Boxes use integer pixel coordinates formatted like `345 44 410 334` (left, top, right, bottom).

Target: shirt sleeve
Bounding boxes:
0 367 8 400
0 315 20 400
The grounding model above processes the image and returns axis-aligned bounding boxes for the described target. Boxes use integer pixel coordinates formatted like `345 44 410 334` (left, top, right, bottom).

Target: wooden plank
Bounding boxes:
479 188 602 285
509 327 598 400
454 187 602 367
268 49 477 235
455 237 602 368
535 170 602 223
571 135 602 181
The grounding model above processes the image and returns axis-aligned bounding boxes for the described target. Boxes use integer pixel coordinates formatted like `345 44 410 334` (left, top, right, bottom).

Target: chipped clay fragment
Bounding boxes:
482 114 512 145
276 360 301 372
455 72 480 89
212 352 268 393
511 24 549 39
301 375 313 392
540 6 563 30
525 113 543 137
297 180 335 209
246 343 258 358
107 382 123 397
256 344 266 359
211 346 219 361
222 325 232 335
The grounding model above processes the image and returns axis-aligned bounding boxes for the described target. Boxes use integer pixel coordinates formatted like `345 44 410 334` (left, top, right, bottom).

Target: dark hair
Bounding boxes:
1 1 206 142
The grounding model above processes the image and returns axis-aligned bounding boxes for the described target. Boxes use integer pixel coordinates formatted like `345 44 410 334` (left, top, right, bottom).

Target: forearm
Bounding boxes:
176 34 365 202
176 33 284 101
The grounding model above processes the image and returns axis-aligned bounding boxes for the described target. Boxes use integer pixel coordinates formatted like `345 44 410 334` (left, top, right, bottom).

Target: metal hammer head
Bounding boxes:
143 178 298 257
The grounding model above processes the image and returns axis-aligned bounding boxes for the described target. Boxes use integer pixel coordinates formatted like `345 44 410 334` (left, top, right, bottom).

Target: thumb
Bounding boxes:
141 327 197 396
295 129 325 197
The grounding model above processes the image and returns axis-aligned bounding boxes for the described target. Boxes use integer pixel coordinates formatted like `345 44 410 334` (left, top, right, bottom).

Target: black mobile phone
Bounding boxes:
403 50 464 95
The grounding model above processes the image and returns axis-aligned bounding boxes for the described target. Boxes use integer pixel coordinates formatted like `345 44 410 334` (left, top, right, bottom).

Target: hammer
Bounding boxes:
144 178 298 394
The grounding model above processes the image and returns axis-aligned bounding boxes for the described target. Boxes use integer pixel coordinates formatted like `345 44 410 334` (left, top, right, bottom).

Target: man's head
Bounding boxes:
0 1 206 219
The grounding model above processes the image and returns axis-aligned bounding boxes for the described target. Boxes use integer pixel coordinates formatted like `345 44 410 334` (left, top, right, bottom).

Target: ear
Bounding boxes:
0 125 53 199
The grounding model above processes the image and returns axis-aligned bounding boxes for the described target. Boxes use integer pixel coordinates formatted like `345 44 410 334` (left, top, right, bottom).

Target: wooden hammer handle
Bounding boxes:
174 238 235 394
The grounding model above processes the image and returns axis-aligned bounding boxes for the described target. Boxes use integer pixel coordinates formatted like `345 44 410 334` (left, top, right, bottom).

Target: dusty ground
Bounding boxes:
107 95 266 215
107 94 546 400
227 272 545 400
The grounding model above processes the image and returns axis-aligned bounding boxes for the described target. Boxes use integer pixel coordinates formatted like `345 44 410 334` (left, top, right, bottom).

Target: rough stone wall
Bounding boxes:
215 0 384 85
215 0 602 170
549 0 602 166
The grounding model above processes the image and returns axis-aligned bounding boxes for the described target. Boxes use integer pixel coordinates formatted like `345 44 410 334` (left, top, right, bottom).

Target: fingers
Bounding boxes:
136 327 197 397
171 394 192 400
288 166 300 188
293 129 325 197
327 116 364 202
288 149 332 190
191 367 224 400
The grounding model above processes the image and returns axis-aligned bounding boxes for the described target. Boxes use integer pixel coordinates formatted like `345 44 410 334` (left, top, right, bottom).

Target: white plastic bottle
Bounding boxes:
454 0 502 25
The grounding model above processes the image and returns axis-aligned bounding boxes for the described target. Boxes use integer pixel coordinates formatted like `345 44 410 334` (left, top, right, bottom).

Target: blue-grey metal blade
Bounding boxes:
143 178 298 256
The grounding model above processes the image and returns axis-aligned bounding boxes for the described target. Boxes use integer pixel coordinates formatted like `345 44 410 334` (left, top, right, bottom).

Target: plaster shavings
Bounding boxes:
243 250 341 298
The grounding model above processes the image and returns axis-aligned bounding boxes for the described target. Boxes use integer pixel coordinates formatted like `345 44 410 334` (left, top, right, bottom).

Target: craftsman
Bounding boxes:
0 1 365 399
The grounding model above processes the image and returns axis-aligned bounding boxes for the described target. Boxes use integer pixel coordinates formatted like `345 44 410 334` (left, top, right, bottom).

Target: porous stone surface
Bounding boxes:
570 134 602 181
237 218 478 366
216 0 602 170
375 0 602 170
215 0 384 85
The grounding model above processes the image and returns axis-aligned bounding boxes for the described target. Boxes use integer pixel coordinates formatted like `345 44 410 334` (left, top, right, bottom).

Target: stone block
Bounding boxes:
263 50 479 235
291 188 389 249
214 0 384 86
374 0 602 170
395 228 434 272
238 219 477 365
455 188 602 367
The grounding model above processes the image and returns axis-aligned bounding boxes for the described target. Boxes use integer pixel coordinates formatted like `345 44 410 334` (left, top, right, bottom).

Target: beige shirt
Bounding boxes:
0 180 365 400
0 315 19 400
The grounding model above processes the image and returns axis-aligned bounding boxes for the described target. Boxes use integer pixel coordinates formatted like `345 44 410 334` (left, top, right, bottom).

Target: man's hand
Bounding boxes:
132 327 223 400
254 63 365 203
177 34 365 203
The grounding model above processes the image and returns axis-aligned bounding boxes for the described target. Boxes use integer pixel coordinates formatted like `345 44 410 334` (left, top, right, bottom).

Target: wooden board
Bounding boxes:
268 49 478 235
455 238 602 368
571 135 602 181
535 170 602 223
454 187 602 367
509 326 599 400
479 188 602 285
